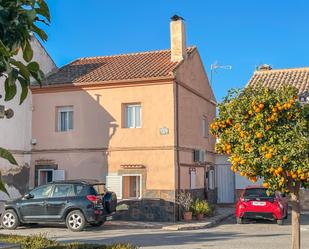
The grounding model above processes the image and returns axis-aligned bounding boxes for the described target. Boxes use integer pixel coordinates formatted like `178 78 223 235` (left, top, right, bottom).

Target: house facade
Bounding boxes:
0 36 56 201
216 65 309 210
30 16 216 221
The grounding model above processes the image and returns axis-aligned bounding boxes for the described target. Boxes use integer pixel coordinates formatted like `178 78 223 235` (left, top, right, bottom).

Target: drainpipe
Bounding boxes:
175 80 181 221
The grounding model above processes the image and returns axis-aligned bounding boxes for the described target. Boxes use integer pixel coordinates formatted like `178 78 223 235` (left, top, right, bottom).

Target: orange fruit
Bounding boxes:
272 107 278 113
255 108 261 113
251 177 257 183
282 156 288 162
240 172 245 176
276 102 281 108
265 153 273 159
300 175 306 180
256 132 263 139
277 166 283 173
259 103 265 109
292 174 298 179
240 159 246 165
263 182 269 188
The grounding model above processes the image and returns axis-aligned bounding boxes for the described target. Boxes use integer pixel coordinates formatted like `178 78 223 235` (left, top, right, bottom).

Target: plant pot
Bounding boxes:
196 213 204 221
183 211 192 221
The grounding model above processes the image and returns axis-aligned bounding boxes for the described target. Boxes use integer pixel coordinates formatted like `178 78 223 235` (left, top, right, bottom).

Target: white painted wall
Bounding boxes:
0 36 56 199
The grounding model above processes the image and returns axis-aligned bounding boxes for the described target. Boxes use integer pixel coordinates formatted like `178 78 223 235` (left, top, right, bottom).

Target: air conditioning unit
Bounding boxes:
193 149 206 163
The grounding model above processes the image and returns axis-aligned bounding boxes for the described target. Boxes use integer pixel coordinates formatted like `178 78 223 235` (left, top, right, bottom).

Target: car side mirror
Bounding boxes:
24 193 34 199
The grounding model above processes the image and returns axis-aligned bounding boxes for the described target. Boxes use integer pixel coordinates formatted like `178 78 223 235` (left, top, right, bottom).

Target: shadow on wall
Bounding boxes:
32 86 119 185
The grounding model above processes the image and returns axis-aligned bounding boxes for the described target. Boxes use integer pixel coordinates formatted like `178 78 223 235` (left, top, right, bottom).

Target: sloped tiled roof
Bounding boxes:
45 47 196 85
247 67 309 94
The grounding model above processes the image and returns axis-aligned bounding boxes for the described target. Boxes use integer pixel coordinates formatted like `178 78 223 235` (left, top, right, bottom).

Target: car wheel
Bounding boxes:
277 219 283 225
90 220 104 227
236 217 243 224
1 210 20 230
66 210 86 232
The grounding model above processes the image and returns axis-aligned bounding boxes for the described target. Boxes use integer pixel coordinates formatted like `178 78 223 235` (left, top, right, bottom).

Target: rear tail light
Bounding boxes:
86 195 99 204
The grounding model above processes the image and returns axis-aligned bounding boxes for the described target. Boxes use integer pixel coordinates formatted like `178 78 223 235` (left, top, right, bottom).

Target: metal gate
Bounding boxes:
216 164 235 203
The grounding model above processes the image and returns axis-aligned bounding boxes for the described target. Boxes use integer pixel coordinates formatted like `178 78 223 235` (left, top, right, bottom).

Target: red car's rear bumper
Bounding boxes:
236 201 284 220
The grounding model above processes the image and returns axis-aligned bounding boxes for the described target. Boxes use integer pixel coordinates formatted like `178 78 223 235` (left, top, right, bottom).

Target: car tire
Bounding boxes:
1 209 20 230
236 217 243 224
277 219 283 225
90 220 104 227
66 210 86 232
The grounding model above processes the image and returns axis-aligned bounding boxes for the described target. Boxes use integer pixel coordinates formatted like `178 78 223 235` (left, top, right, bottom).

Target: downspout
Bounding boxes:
175 79 181 221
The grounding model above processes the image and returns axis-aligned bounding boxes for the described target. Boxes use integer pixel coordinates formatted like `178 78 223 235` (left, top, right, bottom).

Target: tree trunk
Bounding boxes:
290 187 301 249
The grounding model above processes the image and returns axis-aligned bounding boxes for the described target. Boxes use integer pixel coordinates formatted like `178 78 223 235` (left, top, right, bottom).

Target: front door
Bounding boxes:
19 184 53 221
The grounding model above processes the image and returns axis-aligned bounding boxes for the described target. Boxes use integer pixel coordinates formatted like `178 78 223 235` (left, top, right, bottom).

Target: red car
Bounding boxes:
236 186 288 225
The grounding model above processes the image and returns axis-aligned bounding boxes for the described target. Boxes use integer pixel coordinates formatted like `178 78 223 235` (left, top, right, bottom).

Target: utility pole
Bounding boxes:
210 61 232 85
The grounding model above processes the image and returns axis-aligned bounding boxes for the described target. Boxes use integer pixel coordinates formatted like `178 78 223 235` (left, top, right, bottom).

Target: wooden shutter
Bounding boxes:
106 175 122 199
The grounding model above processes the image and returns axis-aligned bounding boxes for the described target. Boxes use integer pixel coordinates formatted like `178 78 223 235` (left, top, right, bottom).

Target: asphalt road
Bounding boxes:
1 214 309 249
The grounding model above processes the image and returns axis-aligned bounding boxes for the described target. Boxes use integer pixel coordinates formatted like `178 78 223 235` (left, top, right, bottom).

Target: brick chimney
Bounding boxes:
170 15 186 62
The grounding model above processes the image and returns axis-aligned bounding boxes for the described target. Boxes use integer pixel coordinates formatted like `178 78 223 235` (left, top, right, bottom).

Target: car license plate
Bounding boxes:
252 201 266 206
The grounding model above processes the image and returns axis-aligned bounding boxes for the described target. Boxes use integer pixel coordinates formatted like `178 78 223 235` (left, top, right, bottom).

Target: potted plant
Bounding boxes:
177 191 193 221
191 199 211 221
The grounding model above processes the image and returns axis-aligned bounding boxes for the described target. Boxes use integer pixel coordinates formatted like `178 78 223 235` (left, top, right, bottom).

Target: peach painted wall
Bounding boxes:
32 83 175 150
175 49 217 189
31 83 176 190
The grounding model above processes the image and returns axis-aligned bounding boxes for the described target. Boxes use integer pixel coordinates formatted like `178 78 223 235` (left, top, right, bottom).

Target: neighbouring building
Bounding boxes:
216 65 309 210
30 16 217 221
0 36 56 202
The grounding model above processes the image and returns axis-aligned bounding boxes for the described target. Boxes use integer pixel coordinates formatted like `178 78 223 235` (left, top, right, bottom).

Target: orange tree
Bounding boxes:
210 86 309 249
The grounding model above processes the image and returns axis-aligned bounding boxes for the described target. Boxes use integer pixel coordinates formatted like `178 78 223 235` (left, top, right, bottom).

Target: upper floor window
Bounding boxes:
202 116 209 138
125 104 141 128
57 106 73 132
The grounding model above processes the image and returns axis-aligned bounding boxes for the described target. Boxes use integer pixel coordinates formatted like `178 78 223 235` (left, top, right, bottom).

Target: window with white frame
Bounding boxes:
190 168 196 189
57 106 73 132
202 116 209 138
125 104 141 128
106 174 142 199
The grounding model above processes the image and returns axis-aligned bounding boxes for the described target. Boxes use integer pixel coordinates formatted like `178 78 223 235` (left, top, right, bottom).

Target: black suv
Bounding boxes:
1 180 117 231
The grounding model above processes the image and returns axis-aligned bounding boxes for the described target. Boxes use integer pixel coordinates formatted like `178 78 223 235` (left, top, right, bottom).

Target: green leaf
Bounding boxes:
36 0 51 22
27 61 39 72
10 59 30 81
0 147 17 165
4 69 18 101
23 40 33 62
31 24 48 41
18 77 29 105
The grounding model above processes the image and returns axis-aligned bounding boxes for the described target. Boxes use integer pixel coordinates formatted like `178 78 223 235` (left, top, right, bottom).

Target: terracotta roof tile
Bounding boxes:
247 67 309 94
45 47 196 85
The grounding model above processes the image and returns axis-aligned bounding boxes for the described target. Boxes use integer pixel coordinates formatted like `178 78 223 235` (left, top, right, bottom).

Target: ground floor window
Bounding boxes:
35 165 65 186
106 174 142 200
123 175 141 199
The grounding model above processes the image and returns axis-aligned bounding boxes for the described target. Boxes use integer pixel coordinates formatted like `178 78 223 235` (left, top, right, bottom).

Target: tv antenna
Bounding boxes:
210 61 232 85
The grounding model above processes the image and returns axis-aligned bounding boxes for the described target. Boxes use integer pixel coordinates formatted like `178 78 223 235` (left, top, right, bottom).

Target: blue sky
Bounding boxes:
43 0 309 101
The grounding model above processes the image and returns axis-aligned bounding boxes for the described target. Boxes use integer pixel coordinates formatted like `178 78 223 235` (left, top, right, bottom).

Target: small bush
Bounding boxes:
0 234 138 249
191 199 211 215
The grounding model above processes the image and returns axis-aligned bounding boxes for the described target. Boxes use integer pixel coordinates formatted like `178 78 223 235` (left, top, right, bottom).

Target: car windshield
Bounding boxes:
244 188 274 198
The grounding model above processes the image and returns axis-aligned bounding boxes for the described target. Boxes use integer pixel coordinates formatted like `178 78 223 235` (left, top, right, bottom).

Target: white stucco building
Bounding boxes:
0 36 56 199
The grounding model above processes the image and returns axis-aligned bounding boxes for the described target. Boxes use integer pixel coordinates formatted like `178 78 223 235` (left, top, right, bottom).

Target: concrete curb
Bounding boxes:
162 212 234 231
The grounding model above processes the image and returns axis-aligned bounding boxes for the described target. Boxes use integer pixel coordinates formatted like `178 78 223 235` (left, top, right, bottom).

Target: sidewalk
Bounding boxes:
106 207 234 231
